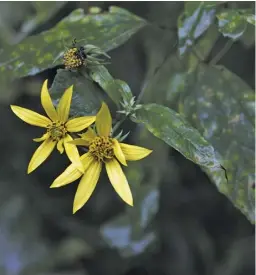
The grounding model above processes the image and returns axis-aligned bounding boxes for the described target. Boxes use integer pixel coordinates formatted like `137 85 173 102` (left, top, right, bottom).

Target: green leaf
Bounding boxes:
178 64 255 223
0 6 146 84
141 23 220 108
216 9 248 40
139 39 255 222
133 104 223 170
50 69 105 117
177 1 216 55
89 65 133 105
245 14 256 26
202 1 219 9
187 24 220 70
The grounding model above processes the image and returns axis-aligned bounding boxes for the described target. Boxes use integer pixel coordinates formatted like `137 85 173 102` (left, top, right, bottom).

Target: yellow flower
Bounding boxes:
51 102 152 214
10 80 96 174
63 48 85 70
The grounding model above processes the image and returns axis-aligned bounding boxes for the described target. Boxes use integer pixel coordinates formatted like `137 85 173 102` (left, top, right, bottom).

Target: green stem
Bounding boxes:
209 39 234 66
136 86 146 104
191 46 205 62
112 115 128 135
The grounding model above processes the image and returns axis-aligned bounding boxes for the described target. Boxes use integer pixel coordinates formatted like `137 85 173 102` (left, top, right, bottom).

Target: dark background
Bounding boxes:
0 2 255 275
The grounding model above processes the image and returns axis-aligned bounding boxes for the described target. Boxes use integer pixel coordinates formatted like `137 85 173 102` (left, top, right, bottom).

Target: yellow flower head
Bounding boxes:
10 80 96 173
63 47 86 70
51 102 152 214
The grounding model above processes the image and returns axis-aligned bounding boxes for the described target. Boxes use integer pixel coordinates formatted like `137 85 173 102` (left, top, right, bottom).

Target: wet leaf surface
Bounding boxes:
187 24 220 70
245 14 256 26
0 6 146 86
177 2 216 55
178 64 255 222
139 52 255 222
1 2 255 274
216 9 252 40
133 104 223 170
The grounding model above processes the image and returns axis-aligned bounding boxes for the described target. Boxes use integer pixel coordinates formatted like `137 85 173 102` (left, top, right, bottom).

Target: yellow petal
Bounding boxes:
11 105 51 127
27 138 56 174
57 85 73 123
113 139 127 166
105 159 133 206
95 102 112 137
33 133 49 142
69 139 90 147
66 116 96 132
57 139 64 154
120 143 152 161
79 127 96 142
64 134 83 172
51 153 93 188
73 160 102 214
41 79 58 121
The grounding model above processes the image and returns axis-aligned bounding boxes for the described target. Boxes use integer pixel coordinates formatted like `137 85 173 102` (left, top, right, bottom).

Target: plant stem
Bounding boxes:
209 39 234 66
112 115 128 135
136 86 146 104
191 46 205 62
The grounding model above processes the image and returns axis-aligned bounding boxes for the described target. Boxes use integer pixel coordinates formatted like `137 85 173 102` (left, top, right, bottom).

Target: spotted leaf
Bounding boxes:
0 6 146 86
177 1 216 55
216 9 254 40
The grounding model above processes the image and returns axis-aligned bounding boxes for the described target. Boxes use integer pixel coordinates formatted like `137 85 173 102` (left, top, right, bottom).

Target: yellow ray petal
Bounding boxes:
120 143 152 161
95 102 112 137
79 127 96 142
41 79 58 121
11 105 51 128
113 139 127 166
27 138 56 174
64 134 83 172
51 153 93 188
57 85 73 123
69 139 90 147
105 159 133 206
73 160 102 214
66 116 96 132
57 139 64 154
33 133 49 142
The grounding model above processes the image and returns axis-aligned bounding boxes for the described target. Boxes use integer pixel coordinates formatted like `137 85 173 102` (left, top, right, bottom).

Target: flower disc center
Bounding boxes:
48 121 67 141
63 48 83 70
89 136 114 161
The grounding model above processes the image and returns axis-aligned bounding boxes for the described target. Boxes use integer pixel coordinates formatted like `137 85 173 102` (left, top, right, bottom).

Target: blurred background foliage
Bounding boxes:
0 1 255 275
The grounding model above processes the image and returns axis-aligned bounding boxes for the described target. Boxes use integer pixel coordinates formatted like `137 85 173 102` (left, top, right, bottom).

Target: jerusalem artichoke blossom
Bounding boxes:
63 47 86 70
10 80 96 173
51 102 152 214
